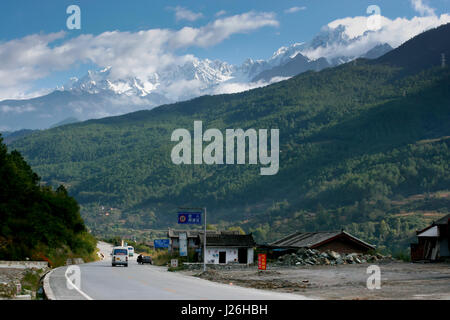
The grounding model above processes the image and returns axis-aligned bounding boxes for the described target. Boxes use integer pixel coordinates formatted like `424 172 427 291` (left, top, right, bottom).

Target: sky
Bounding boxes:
0 0 449 100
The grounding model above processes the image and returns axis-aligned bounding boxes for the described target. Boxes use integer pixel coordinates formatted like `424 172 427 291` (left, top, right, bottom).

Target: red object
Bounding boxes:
258 254 267 270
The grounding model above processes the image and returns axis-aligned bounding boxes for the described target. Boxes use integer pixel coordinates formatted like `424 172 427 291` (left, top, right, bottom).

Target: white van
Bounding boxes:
127 246 134 257
111 246 129 267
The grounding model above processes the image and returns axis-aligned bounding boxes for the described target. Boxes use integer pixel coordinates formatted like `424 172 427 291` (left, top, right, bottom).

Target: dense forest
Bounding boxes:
0 136 96 265
8 24 450 254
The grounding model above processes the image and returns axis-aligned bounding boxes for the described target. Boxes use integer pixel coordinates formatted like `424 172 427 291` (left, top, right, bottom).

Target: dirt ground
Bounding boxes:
181 261 450 300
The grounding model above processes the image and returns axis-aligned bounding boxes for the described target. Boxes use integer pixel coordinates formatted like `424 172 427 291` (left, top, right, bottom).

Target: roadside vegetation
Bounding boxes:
20 269 42 297
0 136 96 267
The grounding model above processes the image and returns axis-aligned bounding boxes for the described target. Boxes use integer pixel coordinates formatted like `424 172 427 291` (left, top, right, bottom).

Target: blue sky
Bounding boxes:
0 0 449 100
2 0 449 62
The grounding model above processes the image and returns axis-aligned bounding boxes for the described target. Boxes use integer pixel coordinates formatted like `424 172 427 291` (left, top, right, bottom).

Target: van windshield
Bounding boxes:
113 249 128 255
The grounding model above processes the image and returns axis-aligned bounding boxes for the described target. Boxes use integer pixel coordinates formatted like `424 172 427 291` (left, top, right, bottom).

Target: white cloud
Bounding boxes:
0 125 11 132
0 11 278 101
162 79 204 101
168 12 279 49
411 0 436 16
1 104 36 114
215 10 227 17
284 7 306 14
170 6 204 22
302 13 450 61
213 76 290 95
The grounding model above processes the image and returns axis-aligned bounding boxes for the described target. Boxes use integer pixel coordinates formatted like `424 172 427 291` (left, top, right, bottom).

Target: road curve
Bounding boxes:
46 258 310 300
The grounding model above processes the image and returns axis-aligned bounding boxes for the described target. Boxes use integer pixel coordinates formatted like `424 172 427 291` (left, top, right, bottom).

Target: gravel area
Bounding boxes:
181 261 450 300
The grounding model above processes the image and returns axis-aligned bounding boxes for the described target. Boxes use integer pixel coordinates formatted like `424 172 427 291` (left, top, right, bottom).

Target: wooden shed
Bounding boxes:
411 214 450 261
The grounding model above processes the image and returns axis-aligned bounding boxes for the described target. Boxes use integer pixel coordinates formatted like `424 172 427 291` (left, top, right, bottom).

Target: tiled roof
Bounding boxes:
167 228 242 238
270 231 340 247
199 234 256 247
269 230 375 250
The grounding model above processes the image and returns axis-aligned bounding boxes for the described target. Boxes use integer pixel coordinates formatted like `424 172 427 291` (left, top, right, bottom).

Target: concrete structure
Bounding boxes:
167 229 256 264
167 229 207 253
411 214 450 261
199 234 255 265
167 229 241 252
0 260 49 269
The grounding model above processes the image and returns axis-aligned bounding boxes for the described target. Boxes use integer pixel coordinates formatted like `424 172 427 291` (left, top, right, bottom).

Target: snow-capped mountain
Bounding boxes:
0 24 393 132
63 24 391 100
62 59 236 99
63 67 158 97
252 25 393 82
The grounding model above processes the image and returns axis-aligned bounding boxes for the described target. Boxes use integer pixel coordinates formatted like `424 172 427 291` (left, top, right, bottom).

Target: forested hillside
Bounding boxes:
0 136 96 265
9 24 450 253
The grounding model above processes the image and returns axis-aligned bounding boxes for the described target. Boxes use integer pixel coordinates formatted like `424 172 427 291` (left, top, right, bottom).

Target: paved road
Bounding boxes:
46 243 309 300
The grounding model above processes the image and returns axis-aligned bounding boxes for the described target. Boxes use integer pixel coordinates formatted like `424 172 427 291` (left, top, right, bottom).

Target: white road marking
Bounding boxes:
64 267 94 300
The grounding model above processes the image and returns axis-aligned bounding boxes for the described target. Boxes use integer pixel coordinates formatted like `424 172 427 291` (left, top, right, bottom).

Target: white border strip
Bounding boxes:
43 269 56 300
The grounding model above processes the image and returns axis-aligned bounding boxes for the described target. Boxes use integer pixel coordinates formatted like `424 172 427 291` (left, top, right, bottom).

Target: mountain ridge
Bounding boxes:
0 25 396 131
8 23 450 252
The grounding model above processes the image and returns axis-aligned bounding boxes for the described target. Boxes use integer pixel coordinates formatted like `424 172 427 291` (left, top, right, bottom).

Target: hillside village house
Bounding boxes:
411 214 450 261
167 229 256 265
261 230 375 258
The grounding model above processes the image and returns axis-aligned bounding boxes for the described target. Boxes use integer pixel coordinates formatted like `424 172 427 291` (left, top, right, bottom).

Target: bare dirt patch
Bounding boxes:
182 261 450 300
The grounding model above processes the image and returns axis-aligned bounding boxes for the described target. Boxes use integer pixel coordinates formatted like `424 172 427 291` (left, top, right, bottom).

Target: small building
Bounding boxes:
264 230 375 256
199 233 255 265
167 229 206 253
411 214 450 261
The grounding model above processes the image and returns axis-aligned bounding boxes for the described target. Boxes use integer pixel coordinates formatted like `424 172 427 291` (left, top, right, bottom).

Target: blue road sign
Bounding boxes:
178 212 202 224
154 239 170 249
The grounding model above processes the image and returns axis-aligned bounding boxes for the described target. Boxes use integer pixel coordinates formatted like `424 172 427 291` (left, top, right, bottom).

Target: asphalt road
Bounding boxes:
46 243 308 300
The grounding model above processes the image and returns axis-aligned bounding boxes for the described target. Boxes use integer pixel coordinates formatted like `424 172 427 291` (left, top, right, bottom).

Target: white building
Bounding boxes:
167 229 256 264
199 233 255 265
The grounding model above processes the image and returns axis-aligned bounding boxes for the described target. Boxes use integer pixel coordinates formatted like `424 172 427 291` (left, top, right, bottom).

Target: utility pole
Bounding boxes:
442 53 446 68
203 207 207 272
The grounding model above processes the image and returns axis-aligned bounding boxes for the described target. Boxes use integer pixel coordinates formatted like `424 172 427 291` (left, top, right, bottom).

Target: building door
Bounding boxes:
238 248 247 263
219 251 226 264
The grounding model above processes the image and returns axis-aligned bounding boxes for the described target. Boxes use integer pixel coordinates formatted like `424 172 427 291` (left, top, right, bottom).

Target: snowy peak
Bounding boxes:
164 58 234 85
268 42 305 65
63 67 158 97
309 25 351 50
5 22 395 132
